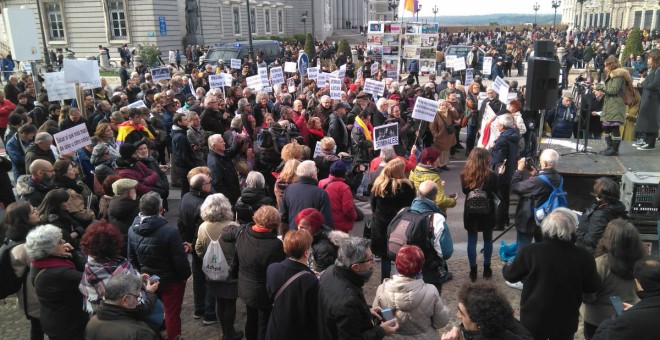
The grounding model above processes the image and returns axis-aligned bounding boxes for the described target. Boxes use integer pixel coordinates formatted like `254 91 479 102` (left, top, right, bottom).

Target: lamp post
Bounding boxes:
35 0 51 67
416 4 422 21
551 0 561 29
388 0 399 21
533 2 540 26
577 0 586 30
432 5 438 22
245 0 255 62
301 11 308 35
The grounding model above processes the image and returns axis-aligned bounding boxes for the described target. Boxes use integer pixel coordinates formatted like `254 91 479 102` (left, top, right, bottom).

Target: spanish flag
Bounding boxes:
404 0 418 13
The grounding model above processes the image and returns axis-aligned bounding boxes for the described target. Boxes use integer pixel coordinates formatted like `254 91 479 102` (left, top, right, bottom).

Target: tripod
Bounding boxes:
561 83 597 161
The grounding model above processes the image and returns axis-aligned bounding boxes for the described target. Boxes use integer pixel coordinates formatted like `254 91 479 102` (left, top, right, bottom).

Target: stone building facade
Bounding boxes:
561 0 660 31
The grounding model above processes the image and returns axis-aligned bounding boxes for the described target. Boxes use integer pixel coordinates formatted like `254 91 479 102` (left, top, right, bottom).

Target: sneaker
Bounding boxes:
193 311 204 319
374 255 382 262
632 140 647 147
637 145 656 151
202 315 219 325
505 281 524 290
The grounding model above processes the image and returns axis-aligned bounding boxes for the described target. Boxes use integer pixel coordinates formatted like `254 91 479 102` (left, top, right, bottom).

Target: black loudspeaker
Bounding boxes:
525 57 560 111
534 40 555 58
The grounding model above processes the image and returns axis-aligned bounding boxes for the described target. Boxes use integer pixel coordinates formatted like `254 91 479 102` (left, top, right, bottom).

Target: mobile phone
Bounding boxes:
610 296 624 316
380 308 394 321
149 275 161 283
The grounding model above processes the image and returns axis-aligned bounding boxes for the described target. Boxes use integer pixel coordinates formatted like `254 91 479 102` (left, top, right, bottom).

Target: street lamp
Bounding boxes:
301 11 308 35
533 2 540 26
388 0 399 21
416 4 422 21
576 0 587 30
245 0 255 62
432 5 438 22
551 0 561 29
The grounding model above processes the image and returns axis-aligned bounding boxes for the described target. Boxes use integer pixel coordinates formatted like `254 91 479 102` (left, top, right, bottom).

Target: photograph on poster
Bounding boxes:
420 60 436 75
421 24 439 34
373 122 399 151
402 46 420 59
384 23 400 33
420 48 435 59
405 24 420 34
382 58 398 70
367 34 383 44
405 35 421 46
382 34 399 46
369 22 383 33
367 45 383 58
421 35 437 47
383 46 399 56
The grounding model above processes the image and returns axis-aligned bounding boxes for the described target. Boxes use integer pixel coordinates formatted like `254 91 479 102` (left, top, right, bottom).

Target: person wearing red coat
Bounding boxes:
0 91 17 141
317 161 357 233
114 143 159 196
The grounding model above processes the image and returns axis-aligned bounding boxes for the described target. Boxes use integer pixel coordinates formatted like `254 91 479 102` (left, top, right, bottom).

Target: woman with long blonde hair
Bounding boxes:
370 158 416 282
459 148 498 282
274 159 300 209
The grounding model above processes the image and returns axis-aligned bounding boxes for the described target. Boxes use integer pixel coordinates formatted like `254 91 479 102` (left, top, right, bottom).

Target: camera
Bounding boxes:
525 157 536 171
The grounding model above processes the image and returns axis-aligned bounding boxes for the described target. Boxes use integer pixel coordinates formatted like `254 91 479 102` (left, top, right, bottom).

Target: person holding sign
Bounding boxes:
429 100 459 170
351 110 374 164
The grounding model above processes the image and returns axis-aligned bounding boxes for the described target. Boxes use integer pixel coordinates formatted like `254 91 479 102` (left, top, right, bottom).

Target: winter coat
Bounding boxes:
635 67 660 134
200 108 228 135
311 228 347 273
177 190 209 244
235 187 275 225
24 144 56 174
510 169 563 234
546 101 577 138
265 259 319 340
595 67 630 123
408 164 457 210
6 134 31 179
461 171 498 233
490 127 520 185
370 182 416 257
85 298 159 340
429 109 458 151
9 243 40 319
351 120 374 163
280 176 334 229
328 112 349 153
575 200 628 255
503 238 600 339
317 265 386 340
15 175 54 207
222 224 285 309
408 59 419 73
372 275 450 339
171 126 197 169
207 141 244 205
108 196 140 238
127 214 192 285
314 151 340 180
114 159 159 196
195 220 239 299
318 175 357 232
187 125 207 165
0 98 16 127
592 293 660 340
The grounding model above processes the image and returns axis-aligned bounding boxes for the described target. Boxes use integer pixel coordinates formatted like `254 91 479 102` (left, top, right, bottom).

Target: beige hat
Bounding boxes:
112 178 138 196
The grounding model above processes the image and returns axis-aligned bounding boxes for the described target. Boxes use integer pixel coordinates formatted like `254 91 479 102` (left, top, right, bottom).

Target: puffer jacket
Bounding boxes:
127 214 191 285
595 67 631 122
576 200 628 255
546 101 577 138
24 144 56 174
114 159 159 196
372 275 450 339
318 175 357 232
408 164 457 210
311 228 348 273
234 187 275 224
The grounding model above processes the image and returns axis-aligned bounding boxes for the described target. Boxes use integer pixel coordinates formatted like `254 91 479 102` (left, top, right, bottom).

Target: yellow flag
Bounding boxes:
404 0 417 13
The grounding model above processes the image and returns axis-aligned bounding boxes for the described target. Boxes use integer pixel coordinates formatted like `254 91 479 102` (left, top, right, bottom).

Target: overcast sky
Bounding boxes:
402 0 559 17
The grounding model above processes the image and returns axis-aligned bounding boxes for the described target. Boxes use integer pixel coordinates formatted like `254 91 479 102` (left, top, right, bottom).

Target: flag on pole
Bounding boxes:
403 0 418 14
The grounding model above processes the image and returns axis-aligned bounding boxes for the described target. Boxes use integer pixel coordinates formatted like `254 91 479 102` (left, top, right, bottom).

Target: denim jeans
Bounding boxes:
356 170 371 196
467 230 493 268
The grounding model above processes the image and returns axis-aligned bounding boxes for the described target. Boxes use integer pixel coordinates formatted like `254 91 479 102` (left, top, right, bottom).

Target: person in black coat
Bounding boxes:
490 114 520 230
171 113 198 195
207 133 244 205
222 206 286 340
235 171 276 224
576 177 628 255
295 207 348 273
279 160 334 230
503 208 600 340
265 230 319 340
593 256 660 340
327 102 350 153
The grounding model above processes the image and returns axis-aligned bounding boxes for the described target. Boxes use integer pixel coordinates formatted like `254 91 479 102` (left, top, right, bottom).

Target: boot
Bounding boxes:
483 265 492 279
602 138 620 156
599 135 612 155
469 266 477 282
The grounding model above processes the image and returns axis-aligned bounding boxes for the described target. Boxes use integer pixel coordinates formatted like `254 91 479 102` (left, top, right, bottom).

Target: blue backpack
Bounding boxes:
534 175 568 226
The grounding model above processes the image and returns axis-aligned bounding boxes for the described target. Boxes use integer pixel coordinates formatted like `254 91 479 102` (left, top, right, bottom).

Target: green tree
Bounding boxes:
138 41 160 67
304 33 315 60
337 38 351 59
622 28 644 61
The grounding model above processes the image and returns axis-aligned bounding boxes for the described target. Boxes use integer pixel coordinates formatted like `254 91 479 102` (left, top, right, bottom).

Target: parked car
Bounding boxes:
199 40 283 69
441 45 486 76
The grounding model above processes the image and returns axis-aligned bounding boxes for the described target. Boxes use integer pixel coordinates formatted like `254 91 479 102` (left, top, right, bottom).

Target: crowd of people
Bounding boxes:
0 24 659 340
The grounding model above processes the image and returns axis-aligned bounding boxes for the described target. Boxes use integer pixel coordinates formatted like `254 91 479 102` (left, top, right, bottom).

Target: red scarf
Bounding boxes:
31 257 76 269
308 128 324 138
252 225 272 233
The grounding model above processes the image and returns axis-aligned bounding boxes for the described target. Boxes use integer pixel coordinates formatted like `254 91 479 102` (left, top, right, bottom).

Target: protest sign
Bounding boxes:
80 66 101 90
445 55 457 69
223 73 233 87
330 70 340 79
189 78 195 96
492 76 507 92
24 64 32 75
477 104 497 148
498 84 510 103
411 97 438 122
386 69 397 78
231 59 241 69
337 67 346 79
150 67 171 81
53 124 91 156
287 77 296 93
307 67 319 81
127 100 148 109
370 62 379 75
246 75 263 90
363 79 385 96
373 122 399 150
482 57 492 75
258 67 270 87
356 67 363 81
209 74 225 89
317 72 330 85
63 60 98 83
44 72 76 101
329 78 342 100
453 56 466 71
313 142 337 158
284 62 297 73
270 66 285 85
465 68 474 86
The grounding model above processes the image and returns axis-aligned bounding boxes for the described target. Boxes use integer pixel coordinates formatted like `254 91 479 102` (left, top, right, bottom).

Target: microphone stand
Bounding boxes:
561 83 597 161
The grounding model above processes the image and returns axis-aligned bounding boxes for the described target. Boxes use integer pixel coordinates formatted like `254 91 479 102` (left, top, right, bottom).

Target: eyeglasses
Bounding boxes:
42 169 55 173
355 256 375 265
124 293 140 300
57 239 66 245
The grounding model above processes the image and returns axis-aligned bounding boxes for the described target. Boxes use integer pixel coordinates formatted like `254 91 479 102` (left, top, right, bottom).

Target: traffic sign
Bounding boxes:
298 52 309 77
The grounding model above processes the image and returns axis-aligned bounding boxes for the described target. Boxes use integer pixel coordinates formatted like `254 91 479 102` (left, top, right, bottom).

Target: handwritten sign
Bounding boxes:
329 78 342 100
317 72 330 85
482 57 492 75
231 59 242 69
24 64 32 75
246 74 263 90
150 66 171 81
126 100 148 109
258 67 270 88
492 76 508 94
411 97 438 123
386 69 397 78
370 62 379 75
270 66 285 85
453 56 466 71
363 79 385 96
287 77 296 93
284 62 297 73
465 68 474 85
445 55 457 69
209 74 225 89
44 72 76 101
373 122 399 150
53 124 91 155
307 67 319 81
223 73 233 87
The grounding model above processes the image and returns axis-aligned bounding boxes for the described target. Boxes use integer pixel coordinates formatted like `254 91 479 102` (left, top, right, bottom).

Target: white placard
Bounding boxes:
231 59 242 69
465 68 474 85
363 79 385 96
209 74 225 89
357 67 363 81
337 65 346 79
44 72 76 101
79 62 101 89
63 60 98 83
329 78 342 100
127 100 148 109
246 74 263 90
24 64 32 75
189 77 195 96
270 66 285 85
53 124 91 155
313 141 337 158
307 67 319 81
386 70 398 78
258 67 269 87
284 62 297 73
317 72 330 85
373 122 399 151
370 62 379 75
483 57 492 75
150 67 171 81
445 55 457 69
411 96 438 123
287 77 296 93
223 73 233 87
453 56 466 71
330 70 340 79
492 76 508 93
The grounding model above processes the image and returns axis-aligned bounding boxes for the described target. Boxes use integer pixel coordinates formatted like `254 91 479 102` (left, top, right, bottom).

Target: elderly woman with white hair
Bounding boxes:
195 193 244 340
26 224 88 340
429 99 459 170
490 113 521 230
234 171 276 224
503 208 601 340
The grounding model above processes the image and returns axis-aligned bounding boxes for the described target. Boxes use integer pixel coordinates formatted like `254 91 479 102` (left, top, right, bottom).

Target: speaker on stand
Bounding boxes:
524 55 560 158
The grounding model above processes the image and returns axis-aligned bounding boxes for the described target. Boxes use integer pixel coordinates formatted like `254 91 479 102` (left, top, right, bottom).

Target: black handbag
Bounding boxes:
228 226 245 279
440 114 456 134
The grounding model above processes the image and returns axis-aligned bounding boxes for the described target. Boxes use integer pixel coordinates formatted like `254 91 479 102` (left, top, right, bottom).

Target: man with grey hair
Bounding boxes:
85 274 160 339
208 133 244 204
280 160 333 231
318 237 399 339
507 148 564 289
490 113 520 231
235 171 274 224
127 192 191 340
545 93 577 139
24 132 56 173
15 159 55 207
201 95 230 135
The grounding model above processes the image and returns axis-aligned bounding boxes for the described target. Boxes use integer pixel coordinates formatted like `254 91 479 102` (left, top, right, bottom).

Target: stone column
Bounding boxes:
652 8 658 30
623 4 632 28
641 9 646 29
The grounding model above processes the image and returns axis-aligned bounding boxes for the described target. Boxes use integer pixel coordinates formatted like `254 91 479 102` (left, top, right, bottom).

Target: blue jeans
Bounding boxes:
467 230 493 268
356 169 371 196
